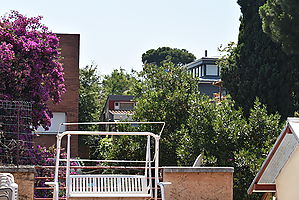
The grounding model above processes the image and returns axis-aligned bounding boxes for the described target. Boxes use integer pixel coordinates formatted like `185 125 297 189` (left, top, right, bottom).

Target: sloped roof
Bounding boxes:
107 95 134 101
248 118 299 194
184 57 219 69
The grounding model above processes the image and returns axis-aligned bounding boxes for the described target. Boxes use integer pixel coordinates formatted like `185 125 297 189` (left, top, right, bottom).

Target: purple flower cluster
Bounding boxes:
0 10 66 129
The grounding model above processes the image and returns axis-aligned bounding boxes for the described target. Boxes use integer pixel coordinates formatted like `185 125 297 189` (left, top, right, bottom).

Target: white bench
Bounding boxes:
69 174 150 197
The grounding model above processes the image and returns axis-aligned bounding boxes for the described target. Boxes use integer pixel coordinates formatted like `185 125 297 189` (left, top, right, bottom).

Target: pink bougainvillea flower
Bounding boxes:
0 10 66 130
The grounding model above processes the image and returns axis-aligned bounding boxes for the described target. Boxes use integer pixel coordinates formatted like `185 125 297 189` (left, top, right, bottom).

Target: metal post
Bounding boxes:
66 134 71 199
154 136 160 200
148 136 152 197
145 136 149 179
53 135 62 200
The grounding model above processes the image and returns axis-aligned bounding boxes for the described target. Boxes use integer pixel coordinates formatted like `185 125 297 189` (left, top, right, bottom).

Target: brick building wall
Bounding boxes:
33 33 80 156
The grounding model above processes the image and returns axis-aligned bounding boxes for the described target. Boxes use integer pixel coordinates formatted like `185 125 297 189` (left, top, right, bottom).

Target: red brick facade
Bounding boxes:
33 34 80 156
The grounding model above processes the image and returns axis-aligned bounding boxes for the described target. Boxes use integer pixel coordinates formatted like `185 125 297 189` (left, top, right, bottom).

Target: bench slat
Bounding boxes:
69 175 150 197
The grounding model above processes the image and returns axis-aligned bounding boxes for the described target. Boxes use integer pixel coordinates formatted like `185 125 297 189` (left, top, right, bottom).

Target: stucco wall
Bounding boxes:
163 167 234 200
276 145 299 200
0 165 36 200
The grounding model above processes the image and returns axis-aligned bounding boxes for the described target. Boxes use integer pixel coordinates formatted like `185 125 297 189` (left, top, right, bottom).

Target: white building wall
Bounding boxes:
276 145 299 200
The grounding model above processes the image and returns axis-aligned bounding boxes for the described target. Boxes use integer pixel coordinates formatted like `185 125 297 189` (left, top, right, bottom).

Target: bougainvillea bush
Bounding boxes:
0 10 65 129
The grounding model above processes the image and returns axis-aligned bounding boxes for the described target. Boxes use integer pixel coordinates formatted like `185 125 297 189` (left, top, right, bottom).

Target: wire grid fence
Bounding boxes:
0 100 35 165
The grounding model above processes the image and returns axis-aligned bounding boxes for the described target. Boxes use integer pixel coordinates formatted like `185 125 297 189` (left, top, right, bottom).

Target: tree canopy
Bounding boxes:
259 0 299 55
133 63 199 165
141 47 196 66
86 63 282 199
79 67 136 131
179 97 281 199
220 0 299 118
102 68 136 96
0 11 65 129
79 64 102 127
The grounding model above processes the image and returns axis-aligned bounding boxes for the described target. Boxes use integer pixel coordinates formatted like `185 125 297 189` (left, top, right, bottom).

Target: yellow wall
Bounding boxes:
276 145 299 200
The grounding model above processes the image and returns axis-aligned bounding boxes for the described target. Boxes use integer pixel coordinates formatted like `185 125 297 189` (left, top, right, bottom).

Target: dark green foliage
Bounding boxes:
220 0 299 118
260 0 299 55
142 47 196 66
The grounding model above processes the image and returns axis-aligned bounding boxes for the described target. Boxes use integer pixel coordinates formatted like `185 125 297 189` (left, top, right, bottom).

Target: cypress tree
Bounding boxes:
222 0 299 118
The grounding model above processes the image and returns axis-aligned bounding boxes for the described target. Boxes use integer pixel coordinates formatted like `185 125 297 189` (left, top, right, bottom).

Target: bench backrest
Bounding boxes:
69 174 149 197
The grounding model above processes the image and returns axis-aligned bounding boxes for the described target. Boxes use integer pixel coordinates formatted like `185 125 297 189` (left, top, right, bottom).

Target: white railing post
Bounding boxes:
154 136 160 200
53 135 62 200
66 134 71 199
147 135 152 196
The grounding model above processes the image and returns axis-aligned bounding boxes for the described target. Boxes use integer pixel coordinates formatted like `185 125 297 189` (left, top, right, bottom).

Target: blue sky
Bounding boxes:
1 0 241 75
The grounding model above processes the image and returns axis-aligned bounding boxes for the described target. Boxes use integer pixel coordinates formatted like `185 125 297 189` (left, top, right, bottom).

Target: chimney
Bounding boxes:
205 50 208 57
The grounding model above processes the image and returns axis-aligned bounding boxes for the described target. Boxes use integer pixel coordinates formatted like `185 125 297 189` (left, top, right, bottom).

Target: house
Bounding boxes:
33 33 80 156
185 52 226 98
248 118 299 200
101 95 135 122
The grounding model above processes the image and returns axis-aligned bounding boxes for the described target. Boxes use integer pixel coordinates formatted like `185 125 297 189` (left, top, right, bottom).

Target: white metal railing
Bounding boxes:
69 174 149 197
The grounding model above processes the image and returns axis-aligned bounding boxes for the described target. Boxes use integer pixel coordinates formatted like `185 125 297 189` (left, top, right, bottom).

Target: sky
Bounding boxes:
1 0 241 75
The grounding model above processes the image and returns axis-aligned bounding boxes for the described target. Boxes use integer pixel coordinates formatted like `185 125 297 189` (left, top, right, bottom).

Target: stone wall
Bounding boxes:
162 167 234 200
0 165 36 200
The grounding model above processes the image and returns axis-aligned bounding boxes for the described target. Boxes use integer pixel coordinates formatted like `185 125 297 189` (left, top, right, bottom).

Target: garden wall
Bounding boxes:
70 198 146 200
162 167 234 200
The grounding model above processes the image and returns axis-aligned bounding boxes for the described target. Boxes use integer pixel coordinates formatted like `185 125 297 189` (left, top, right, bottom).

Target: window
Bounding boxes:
35 112 66 134
114 102 135 110
205 65 219 76
114 102 120 110
120 102 134 110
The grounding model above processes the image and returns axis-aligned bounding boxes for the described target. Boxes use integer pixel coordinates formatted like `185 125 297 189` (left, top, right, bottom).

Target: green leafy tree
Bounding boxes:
259 0 299 55
79 67 137 127
88 62 199 165
102 68 136 96
220 0 299 118
142 47 196 66
79 64 102 129
178 98 282 199
132 63 199 165
84 61 283 199
82 67 137 157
